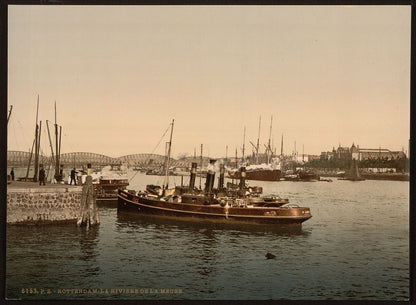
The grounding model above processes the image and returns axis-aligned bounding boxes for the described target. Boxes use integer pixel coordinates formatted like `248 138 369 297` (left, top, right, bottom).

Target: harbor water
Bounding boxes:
5 171 409 300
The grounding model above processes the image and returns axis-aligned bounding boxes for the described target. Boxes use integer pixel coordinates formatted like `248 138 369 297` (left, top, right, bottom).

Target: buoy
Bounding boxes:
265 252 276 259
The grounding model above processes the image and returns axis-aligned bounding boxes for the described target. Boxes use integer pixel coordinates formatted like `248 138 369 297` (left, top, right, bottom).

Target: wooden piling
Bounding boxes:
77 175 100 227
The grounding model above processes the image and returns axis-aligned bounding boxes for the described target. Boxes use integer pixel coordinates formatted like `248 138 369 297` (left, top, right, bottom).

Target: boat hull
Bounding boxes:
94 176 129 199
117 190 311 226
228 169 281 182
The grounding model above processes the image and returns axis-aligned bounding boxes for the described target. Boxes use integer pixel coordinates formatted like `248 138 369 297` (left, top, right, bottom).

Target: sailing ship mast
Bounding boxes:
24 96 42 181
36 120 42 178
46 120 55 167
200 144 203 189
25 139 35 180
235 148 238 169
163 119 174 190
54 102 62 182
33 96 40 181
249 116 261 164
280 133 284 172
266 115 273 164
302 144 305 163
242 126 246 166
7 105 13 124
256 116 261 164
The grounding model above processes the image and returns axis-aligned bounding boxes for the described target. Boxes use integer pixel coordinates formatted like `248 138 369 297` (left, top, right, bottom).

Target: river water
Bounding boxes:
5 171 409 301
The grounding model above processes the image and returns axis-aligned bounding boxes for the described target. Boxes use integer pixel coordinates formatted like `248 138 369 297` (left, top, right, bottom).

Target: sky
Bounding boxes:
7 5 411 159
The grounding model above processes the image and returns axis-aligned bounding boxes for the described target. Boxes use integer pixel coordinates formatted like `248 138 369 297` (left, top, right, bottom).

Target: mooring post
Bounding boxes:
77 175 100 227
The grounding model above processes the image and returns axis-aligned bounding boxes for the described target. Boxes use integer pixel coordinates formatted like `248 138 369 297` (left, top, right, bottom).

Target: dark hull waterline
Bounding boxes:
117 190 311 226
228 169 281 182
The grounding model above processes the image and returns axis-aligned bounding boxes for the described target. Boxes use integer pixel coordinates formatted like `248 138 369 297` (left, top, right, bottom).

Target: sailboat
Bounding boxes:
339 159 365 181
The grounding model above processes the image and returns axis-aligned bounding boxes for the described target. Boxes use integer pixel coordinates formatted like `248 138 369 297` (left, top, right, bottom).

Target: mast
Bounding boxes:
163 142 169 177
54 101 62 181
33 96 40 181
242 126 246 166
59 125 62 163
302 144 304 163
256 116 261 164
163 119 174 190
235 148 238 169
199 144 203 189
7 105 13 124
25 139 35 180
54 102 59 179
46 120 55 165
37 120 42 167
280 133 284 156
267 115 273 163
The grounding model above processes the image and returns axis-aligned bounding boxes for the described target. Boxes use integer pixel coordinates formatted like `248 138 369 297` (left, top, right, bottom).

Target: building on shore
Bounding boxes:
320 143 406 162
319 143 408 173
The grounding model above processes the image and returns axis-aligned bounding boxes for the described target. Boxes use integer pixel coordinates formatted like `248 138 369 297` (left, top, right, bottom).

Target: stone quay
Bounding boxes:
7 181 83 224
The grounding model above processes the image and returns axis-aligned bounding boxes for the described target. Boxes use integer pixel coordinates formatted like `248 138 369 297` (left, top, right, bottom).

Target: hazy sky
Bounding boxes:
8 5 411 158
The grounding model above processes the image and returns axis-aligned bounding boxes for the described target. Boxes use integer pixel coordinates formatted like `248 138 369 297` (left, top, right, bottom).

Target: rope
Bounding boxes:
129 122 172 182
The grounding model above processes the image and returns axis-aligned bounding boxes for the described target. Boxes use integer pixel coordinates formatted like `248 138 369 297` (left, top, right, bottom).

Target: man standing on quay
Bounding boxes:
39 165 46 185
70 168 78 185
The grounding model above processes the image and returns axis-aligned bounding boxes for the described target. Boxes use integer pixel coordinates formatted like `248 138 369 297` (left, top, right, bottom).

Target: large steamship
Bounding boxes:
228 165 281 182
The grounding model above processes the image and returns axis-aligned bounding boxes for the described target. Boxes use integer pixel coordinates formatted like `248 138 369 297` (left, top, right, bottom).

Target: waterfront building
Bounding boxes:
357 148 406 161
319 144 408 173
335 145 351 160
320 144 406 162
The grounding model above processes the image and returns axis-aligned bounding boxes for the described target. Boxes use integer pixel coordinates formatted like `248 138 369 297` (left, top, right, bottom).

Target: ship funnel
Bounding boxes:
189 162 197 190
205 159 216 194
218 163 225 191
239 166 246 195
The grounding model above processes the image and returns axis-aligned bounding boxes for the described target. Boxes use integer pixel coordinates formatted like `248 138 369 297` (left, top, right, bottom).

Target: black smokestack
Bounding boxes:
205 159 216 194
218 163 225 191
189 162 197 190
239 166 246 195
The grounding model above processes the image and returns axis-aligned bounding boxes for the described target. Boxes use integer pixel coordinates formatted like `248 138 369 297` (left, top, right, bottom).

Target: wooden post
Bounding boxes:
77 175 100 227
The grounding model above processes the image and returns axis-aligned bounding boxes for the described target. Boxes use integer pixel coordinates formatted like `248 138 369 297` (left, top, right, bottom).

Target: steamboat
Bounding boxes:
118 120 311 227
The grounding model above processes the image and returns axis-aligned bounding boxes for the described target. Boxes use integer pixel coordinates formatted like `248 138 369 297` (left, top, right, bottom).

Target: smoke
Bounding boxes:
206 160 223 173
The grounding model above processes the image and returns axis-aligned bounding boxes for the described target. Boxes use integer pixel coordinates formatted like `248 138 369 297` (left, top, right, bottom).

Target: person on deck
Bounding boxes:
39 166 46 185
10 168 14 181
70 168 78 185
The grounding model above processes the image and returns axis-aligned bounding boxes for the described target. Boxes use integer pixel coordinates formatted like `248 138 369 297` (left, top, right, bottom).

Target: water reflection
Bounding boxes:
96 199 118 209
78 226 100 261
7 223 103 298
192 228 218 278
115 211 310 237
6 174 409 300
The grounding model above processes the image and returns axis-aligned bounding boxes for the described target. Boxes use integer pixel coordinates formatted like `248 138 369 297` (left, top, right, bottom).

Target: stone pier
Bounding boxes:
7 181 83 224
